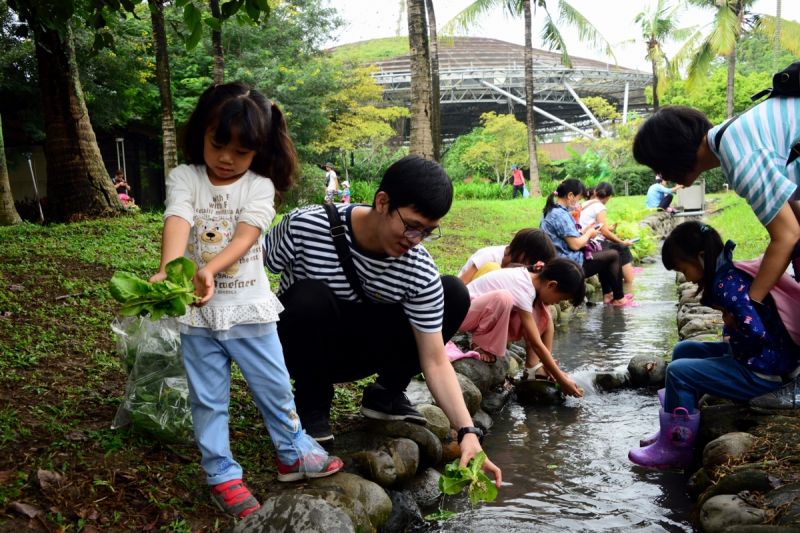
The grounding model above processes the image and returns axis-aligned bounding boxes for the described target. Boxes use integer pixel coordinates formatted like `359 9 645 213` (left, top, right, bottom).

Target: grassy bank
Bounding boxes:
0 193 767 530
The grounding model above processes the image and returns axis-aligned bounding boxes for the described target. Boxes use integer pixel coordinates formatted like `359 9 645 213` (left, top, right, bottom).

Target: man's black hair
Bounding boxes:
633 106 712 185
375 155 453 219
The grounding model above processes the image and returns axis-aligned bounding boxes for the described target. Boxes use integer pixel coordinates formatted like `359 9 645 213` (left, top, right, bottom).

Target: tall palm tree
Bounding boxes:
425 0 442 161
0 115 22 225
407 0 435 159
148 0 178 178
445 0 614 196
679 0 800 118
635 0 693 111
33 24 123 221
209 0 224 84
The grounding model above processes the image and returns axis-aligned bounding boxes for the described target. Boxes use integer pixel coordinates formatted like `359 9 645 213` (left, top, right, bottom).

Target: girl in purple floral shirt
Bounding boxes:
629 221 800 471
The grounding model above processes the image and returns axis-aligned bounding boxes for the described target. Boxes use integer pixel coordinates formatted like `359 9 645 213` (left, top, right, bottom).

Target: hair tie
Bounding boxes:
700 224 711 233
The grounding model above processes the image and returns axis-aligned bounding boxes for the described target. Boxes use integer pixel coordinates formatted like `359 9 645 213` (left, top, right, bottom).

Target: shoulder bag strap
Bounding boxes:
323 203 369 302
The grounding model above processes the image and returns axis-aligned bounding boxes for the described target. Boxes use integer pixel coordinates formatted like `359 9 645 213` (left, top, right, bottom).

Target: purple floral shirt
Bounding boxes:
712 241 800 377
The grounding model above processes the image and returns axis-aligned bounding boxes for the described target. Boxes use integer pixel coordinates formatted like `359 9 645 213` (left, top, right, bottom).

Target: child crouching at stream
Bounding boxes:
629 221 800 471
457 257 586 398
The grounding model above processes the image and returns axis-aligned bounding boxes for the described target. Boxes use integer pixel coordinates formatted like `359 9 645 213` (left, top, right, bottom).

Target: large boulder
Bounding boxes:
309 472 392 528
627 355 667 388
234 492 372 533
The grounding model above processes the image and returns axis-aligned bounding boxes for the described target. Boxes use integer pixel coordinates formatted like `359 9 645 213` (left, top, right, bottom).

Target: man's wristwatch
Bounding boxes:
457 426 484 444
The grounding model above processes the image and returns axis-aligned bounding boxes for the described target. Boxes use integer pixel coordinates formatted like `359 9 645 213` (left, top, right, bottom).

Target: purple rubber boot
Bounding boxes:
629 407 700 471
639 388 666 446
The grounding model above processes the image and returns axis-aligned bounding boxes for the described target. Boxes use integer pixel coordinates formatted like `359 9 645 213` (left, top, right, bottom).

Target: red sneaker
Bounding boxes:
276 453 344 482
210 479 260 518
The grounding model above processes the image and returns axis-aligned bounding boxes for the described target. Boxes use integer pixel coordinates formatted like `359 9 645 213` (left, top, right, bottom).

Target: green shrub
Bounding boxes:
453 181 508 200
701 167 727 193
610 164 654 196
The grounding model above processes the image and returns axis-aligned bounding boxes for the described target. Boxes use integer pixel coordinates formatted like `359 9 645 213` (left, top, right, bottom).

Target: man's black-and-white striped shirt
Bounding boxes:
265 204 444 333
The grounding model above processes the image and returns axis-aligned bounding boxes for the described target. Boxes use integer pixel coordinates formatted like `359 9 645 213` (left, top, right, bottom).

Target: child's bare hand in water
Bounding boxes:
559 376 584 398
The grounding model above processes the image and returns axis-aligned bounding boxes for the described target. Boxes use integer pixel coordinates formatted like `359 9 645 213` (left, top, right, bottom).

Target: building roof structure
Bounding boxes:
369 37 653 140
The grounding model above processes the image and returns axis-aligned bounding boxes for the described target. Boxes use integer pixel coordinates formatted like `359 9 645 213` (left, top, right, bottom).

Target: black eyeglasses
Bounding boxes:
395 209 442 242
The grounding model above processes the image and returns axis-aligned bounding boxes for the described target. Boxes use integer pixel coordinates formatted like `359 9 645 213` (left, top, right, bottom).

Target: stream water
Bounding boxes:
436 260 694 532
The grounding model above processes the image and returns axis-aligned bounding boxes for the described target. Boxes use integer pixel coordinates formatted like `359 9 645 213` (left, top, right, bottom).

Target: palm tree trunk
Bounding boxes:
34 25 122 222
407 0 434 159
0 115 22 225
425 0 441 161
523 0 540 195
651 56 660 111
774 0 782 70
726 48 736 118
148 0 178 179
210 0 224 84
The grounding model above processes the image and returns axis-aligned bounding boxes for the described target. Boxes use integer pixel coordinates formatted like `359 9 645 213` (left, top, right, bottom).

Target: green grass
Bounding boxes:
706 193 770 260
329 36 409 65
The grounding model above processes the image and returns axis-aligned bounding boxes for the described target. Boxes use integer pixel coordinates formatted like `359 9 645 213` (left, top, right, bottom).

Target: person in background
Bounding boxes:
340 178 351 204
113 169 132 202
151 81 342 518
540 178 632 307
645 175 682 212
323 162 338 205
511 164 525 199
579 182 637 285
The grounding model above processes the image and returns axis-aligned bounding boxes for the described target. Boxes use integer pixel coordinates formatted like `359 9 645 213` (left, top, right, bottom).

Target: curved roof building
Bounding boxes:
368 37 652 140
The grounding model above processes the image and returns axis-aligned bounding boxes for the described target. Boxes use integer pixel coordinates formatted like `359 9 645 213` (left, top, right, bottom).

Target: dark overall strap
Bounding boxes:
714 113 800 166
323 203 368 302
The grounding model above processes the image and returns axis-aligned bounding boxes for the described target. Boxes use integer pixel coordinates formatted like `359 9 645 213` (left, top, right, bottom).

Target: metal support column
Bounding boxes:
479 80 593 139
563 82 608 136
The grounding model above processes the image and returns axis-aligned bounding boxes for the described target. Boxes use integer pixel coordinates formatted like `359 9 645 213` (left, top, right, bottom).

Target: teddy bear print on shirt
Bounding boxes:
191 217 239 276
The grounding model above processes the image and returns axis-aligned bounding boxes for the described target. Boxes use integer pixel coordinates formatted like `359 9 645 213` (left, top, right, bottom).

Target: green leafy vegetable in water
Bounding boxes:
110 257 199 320
438 451 498 505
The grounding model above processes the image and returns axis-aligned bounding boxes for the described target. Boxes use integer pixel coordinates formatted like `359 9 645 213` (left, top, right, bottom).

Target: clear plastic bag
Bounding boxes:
111 317 194 444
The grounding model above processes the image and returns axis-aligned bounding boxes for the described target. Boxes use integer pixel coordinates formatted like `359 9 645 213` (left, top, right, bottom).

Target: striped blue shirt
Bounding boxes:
264 204 445 333
708 97 800 226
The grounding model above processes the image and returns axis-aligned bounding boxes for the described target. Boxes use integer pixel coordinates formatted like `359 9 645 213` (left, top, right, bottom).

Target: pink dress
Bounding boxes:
459 267 551 357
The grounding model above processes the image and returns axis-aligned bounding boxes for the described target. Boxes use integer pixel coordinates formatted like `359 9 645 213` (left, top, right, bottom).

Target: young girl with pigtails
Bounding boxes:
151 82 342 518
629 221 800 471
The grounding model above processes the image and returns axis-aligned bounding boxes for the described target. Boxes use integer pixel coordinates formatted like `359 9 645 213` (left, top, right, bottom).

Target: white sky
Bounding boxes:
325 0 800 72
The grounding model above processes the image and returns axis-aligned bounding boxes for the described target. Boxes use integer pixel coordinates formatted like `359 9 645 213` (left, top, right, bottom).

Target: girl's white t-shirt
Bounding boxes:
163 164 283 331
466 266 536 313
458 245 505 277
578 199 607 241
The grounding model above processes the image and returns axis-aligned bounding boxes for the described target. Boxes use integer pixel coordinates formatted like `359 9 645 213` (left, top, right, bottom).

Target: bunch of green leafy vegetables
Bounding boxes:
438 452 498 506
110 257 199 320
111 317 193 444
126 375 193 444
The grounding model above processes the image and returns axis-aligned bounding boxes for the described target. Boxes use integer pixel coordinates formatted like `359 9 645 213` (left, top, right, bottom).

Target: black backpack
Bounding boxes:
713 61 800 165
751 61 800 101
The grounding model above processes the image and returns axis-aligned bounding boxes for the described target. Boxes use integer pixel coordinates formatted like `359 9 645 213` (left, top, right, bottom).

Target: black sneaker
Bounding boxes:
360 383 427 425
302 410 334 443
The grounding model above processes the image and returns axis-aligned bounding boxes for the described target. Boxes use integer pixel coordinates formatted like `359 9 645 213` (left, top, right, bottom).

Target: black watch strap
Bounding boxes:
457 426 484 444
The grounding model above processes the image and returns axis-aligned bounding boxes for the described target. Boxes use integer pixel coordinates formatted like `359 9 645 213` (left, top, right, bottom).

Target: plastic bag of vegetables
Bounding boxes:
111 316 193 444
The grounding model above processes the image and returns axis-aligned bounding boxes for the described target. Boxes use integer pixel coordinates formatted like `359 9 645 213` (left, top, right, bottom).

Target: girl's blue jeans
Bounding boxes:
181 324 316 485
666 340 781 413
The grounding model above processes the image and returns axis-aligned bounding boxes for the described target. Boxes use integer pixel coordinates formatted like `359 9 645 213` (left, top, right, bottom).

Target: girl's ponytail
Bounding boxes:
542 178 585 217
262 102 298 193
538 257 586 306
662 221 723 306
